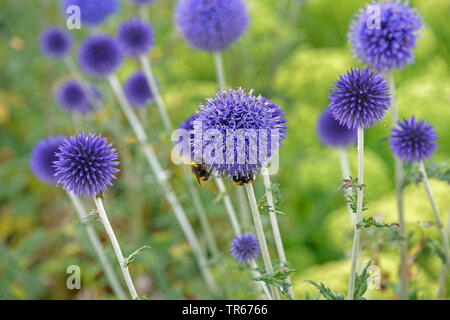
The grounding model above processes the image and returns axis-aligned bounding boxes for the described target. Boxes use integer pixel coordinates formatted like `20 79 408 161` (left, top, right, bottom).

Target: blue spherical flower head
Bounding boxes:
55 78 102 114
196 88 287 182
117 18 154 57
389 116 437 164
329 67 390 130
63 0 120 26
39 26 73 59
30 135 67 185
124 71 153 107
54 133 119 197
78 34 123 77
317 108 357 147
175 0 249 51
128 0 155 6
230 233 261 263
349 1 423 71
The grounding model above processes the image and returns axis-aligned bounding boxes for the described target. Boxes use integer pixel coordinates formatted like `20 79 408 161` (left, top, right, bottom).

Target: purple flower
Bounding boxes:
55 78 102 114
78 34 123 77
328 67 390 130
62 0 120 26
123 71 153 107
196 88 287 181
39 26 73 59
54 133 119 197
230 233 261 263
317 108 357 147
117 18 154 57
128 0 155 5
175 0 249 51
389 116 437 164
30 136 67 185
349 1 423 71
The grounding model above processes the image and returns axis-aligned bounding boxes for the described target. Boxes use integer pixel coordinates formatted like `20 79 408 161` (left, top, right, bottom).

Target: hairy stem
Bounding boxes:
388 71 408 300
93 196 138 299
419 162 450 268
245 183 281 300
68 192 127 300
107 74 218 296
261 167 293 298
348 127 364 300
213 52 226 90
139 55 172 131
339 148 354 225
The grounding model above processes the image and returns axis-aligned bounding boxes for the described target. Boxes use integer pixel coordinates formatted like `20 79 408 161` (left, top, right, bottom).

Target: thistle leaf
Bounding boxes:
125 245 151 266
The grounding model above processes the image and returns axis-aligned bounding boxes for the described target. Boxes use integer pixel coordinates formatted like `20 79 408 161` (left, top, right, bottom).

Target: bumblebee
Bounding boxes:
232 173 255 185
191 162 212 185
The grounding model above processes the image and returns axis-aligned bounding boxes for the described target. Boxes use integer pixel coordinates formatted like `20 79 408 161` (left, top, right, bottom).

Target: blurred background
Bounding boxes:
0 0 448 299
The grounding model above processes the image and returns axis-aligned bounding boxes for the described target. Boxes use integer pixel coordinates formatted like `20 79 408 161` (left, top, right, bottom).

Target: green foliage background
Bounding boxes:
0 0 448 299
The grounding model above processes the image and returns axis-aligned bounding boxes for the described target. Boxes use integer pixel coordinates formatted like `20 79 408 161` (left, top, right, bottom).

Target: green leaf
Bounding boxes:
304 280 345 300
125 245 151 267
353 260 373 300
356 216 400 229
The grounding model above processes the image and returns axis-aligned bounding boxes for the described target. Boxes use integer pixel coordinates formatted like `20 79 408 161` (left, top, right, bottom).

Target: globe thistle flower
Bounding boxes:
39 26 73 59
78 34 123 77
328 67 390 130
128 0 155 6
349 1 423 71
175 0 249 51
230 233 261 263
389 116 437 164
123 71 153 108
62 0 120 26
55 78 102 114
30 136 67 185
317 108 357 147
196 88 287 181
117 18 154 57
54 133 119 197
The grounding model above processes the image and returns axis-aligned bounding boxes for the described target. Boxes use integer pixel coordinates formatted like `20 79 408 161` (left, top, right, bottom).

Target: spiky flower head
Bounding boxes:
389 116 437 164
55 78 102 114
124 71 153 108
128 0 155 6
349 1 423 71
30 136 67 185
328 67 390 130
78 34 123 77
195 88 287 181
62 0 120 26
175 0 249 51
54 133 119 197
117 18 155 57
39 26 73 59
230 233 261 263
317 108 357 147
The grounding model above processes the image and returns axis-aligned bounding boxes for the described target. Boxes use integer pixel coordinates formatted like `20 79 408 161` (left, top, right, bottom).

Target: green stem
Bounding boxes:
418 162 450 267
261 167 293 298
388 71 408 300
213 52 226 89
93 196 138 299
347 126 364 300
68 192 127 300
245 183 281 300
